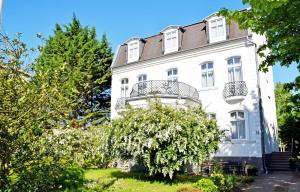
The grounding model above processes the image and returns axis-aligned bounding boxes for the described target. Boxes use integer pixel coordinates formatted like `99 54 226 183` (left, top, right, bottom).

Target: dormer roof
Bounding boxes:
112 17 248 69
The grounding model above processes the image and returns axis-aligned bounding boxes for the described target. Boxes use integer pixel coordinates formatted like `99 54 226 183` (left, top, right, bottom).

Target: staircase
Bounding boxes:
268 152 292 171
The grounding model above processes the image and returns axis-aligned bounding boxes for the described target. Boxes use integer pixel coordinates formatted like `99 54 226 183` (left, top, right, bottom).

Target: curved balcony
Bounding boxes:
223 81 248 103
115 98 127 110
130 80 199 101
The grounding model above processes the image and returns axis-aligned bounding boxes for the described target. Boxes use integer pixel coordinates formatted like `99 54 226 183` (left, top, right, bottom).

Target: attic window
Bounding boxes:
127 40 139 63
164 29 179 54
209 17 226 43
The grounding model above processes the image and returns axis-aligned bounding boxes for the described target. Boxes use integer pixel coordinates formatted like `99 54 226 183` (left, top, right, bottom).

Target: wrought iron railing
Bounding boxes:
130 80 199 101
115 98 127 110
223 81 248 98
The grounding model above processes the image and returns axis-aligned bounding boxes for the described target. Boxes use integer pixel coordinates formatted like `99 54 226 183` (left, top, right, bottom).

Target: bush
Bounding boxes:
211 173 237 192
194 178 218 192
11 163 84 191
113 100 222 179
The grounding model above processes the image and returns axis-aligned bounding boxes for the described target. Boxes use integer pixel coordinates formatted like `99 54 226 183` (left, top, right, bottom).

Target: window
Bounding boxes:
230 111 246 139
207 113 216 120
121 78 129 98
209 17 226 43
138 74 147 91
167 68 178 82
127 40 139 63
164 29 178 54
201 62 214 88
227 57 242 82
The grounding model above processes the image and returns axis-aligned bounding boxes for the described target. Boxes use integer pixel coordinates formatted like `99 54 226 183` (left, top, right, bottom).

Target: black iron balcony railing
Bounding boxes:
115 97 127 110
130 80 199 101
223 81 248 99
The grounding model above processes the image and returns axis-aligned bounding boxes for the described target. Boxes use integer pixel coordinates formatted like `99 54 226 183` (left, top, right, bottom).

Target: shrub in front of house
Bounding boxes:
112 99 223 179
193 178 218 192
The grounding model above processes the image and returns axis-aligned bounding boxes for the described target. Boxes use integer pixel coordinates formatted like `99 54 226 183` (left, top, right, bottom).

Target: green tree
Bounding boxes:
112 100 222 179
36 16 113 128
275 83 300 151
0 32 85 191
219 0 300 86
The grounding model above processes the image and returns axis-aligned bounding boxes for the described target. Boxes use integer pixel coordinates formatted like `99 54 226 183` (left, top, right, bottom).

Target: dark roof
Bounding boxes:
112 19 248 68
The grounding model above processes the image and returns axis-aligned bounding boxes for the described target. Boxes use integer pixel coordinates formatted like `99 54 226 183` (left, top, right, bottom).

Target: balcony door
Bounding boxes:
167 68 179 95
227 57 243 96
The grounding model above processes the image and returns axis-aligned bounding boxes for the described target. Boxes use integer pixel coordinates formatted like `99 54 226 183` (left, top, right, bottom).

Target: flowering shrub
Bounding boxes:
113 99 222 178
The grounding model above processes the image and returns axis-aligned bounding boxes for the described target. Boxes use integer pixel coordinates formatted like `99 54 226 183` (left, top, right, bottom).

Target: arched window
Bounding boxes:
230 111 246 139
227 57 242 82
201 62 214 88
121 78 129 98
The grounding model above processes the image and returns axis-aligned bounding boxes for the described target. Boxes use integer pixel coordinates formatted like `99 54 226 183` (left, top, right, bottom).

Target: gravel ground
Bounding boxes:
241 172 300 192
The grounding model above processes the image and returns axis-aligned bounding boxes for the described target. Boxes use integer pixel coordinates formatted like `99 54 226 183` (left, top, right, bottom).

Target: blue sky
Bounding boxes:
2 0 298 84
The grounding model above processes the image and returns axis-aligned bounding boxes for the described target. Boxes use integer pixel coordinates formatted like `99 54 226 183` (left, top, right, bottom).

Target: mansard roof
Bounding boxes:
112 19 248 68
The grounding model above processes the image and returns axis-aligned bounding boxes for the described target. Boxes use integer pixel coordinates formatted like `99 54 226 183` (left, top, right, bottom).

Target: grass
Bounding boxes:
83 168 202 192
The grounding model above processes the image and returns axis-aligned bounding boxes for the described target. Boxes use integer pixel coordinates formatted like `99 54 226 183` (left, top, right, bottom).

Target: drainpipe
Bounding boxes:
246 35 267 174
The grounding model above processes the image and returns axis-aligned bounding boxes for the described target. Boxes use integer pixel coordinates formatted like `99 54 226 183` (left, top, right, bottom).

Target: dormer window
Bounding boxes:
127 40 139 63
163 29 179 54
208 17 226 43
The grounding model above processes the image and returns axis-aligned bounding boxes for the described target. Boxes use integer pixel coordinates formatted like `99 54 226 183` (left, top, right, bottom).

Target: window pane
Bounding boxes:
238 112 244 119
202 73 207 88
231 122 238 139
208 63 213 69
173 69 177 75
228 59 234 65
230 112 237 118
168 70 172 76
238 121 246 139
235 67 242 81
228 68 234 82
234 57 240 64
201 64 207 70
208 71 214 87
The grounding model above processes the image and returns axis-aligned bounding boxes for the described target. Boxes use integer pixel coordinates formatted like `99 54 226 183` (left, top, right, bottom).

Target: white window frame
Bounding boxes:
167 68 178 82
201 62 215 88
230 111 246 140
207 113 216 120
164 29 179 54
208 16 226 43
227 57 243 82
127 40 139 63
138 74 147 90
120 78 129 98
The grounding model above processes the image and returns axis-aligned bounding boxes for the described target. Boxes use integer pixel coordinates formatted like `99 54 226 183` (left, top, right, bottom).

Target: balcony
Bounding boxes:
115 80 199 110
223 81 248 103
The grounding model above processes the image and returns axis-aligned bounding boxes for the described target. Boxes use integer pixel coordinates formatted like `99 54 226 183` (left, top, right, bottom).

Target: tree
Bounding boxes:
36 16 113 128
112 100 222 179
219 0 300 87
275 83 300 152
0 31 112 191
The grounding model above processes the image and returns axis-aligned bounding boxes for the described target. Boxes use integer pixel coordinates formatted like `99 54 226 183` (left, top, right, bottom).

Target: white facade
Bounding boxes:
111 15 278 168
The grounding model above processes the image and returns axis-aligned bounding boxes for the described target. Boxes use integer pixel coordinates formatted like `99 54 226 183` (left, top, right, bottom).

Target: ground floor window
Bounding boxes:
230 111 246 139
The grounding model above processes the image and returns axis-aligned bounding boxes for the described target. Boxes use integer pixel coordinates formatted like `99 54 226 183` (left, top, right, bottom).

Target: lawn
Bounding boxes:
84 168 202 192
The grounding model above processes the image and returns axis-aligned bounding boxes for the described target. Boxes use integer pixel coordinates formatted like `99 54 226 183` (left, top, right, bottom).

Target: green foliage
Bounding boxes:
0 16 113 191
36 15 113 127
275 83 300 150
113 99 222 179
12 164 84 192
220 0 299 70
211 173 237 192
193 178 218 192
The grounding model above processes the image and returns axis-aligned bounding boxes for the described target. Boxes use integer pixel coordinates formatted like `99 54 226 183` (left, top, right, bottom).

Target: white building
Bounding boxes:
110 13 278 171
